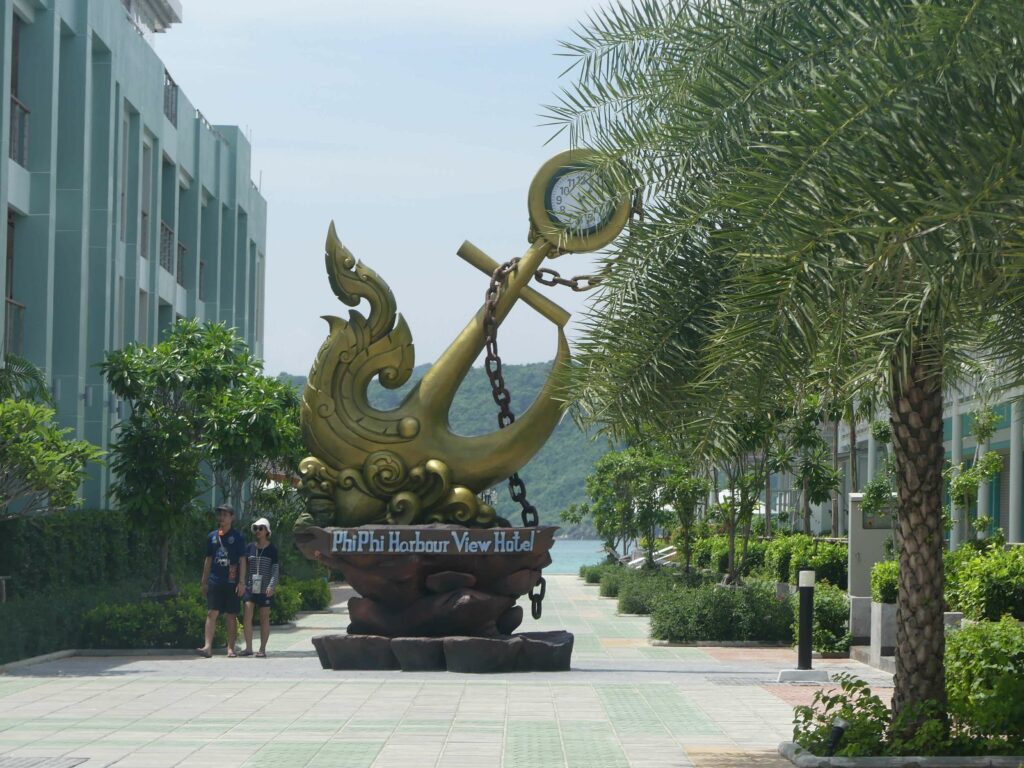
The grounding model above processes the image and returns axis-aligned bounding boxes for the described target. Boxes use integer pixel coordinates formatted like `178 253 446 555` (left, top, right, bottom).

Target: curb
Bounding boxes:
779 742 1024 767
651 640 791 648
0 649 77 674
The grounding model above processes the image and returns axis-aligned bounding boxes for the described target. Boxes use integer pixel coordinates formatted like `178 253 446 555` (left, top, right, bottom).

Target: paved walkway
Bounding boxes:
0 576 892 768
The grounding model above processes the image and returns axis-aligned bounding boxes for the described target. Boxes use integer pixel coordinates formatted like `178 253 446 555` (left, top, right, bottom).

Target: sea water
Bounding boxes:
546 539 605 574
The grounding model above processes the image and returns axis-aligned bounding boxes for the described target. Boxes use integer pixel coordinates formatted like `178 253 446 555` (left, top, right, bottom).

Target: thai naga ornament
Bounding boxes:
298 150 631 529
298 226 569 528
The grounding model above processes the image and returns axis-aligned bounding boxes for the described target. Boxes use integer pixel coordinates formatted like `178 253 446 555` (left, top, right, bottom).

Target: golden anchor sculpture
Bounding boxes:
298 150 632 529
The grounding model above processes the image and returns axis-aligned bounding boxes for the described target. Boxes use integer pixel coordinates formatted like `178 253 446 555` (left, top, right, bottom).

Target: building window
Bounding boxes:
159 221 175 274
176 242 186 286
163 70 178 125
137 289 149 343
4 211 24 356
119 117 129 241
198 260 206 301
9 13 29 168
140 144 152 258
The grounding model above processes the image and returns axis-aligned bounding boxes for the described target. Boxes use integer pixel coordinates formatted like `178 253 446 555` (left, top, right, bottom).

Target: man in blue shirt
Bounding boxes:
196 503 247 658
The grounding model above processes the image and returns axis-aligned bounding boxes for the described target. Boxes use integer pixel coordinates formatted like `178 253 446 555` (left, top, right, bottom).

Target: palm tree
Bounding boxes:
548 0 1024 724
0 354 51 403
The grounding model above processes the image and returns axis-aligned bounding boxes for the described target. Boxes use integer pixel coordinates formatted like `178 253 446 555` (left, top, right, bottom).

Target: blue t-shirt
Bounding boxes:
206 528 246 585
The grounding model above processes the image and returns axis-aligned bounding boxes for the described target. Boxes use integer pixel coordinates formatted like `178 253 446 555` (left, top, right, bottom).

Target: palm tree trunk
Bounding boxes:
889 346 946 725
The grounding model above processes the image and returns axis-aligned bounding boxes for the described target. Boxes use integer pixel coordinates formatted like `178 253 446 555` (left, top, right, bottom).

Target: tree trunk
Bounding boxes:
831 419 841 536
154 535 178 594
764 473 773 539
801 476 811 534
889 346 947 725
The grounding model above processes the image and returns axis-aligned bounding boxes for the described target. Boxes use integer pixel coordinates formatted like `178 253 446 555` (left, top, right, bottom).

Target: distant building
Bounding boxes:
1 0 268 507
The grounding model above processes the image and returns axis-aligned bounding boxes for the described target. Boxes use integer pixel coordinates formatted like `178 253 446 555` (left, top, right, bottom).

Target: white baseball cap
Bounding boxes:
251 517 272 535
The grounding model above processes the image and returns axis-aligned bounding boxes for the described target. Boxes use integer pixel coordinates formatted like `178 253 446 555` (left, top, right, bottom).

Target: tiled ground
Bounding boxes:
0 576 892 767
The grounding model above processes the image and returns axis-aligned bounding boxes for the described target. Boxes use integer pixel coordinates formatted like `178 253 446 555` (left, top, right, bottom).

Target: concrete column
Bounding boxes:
950 396 964 550
1010 401 1023 543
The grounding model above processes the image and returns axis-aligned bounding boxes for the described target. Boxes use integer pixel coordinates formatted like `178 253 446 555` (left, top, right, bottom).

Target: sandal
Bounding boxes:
255 651 266 658
238 649 253 657
227 650 238 658
195 648 212 658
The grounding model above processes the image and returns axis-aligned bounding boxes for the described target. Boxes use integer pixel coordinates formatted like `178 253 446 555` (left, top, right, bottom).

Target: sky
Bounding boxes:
155 0 610 377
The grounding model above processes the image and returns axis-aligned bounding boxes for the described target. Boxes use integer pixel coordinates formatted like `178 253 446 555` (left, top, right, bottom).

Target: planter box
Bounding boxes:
849 595 871 646
779 741 1024 767
869 600 896 668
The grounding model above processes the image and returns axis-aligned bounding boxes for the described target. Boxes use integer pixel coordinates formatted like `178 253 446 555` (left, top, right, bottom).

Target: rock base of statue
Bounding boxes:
294 523 559 637
312 631 574 673
294 523 574 672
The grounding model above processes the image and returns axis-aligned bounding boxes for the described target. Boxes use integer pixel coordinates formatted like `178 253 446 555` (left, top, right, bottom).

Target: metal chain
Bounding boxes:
483 258 545 620
534 268 603 292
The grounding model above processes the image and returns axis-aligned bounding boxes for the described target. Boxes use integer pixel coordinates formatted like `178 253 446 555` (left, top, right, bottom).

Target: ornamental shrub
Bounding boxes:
789 539 848 590
581 563 616 584
790 582 851 654
945 616 1024 749
599 566 630 597
650 579 792 643
617 569 677 614
953 546 1024 621
764 534 809 583
291 578 331 611
870 560 898 604
269 582 302 624
80 587 226 649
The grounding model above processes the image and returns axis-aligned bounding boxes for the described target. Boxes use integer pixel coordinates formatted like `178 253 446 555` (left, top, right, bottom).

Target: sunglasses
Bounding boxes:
253 526 267 531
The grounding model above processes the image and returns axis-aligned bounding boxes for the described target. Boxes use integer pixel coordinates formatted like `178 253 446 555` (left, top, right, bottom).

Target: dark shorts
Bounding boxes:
207 582 241 614
245 591 273 608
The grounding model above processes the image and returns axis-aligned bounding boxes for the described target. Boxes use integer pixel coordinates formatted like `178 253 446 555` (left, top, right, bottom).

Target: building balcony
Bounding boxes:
9 96 29 168
122 0 183 35
4 298 25 356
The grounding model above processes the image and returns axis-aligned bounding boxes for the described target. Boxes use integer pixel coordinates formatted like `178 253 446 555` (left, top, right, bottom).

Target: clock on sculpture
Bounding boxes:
527 149 631 253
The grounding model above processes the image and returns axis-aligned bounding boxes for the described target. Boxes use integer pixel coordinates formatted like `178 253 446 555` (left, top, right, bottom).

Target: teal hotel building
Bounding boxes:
0 0 268 507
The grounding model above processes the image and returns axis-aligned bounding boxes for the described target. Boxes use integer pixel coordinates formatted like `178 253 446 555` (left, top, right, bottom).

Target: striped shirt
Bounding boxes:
245 543 280 594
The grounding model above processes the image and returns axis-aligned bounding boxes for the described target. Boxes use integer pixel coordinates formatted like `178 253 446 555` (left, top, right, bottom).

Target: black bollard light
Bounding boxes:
797 569 815 671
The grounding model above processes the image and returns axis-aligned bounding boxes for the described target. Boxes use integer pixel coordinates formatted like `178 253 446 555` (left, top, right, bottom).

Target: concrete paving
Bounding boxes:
0 576 893 767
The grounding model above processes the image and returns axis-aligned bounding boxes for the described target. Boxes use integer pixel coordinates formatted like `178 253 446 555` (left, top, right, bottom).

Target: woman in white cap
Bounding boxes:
240 517 279 657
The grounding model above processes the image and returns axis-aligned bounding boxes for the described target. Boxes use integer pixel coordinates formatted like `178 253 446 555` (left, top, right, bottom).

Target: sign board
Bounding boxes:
331 527 538 556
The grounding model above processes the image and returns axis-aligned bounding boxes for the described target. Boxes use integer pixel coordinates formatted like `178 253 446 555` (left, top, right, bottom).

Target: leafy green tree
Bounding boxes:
549 0 1024 723
103 320 298 592
661 464 710 571
0 400 103 519
205 375 304 508
562 446 675 565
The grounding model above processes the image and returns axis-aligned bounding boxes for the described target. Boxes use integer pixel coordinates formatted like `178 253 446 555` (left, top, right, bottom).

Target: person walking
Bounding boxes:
196 503 247 658
240 517 279 658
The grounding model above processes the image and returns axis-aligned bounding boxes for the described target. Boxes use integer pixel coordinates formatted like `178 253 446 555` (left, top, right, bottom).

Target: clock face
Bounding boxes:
545 167 615 237
528 150 631 253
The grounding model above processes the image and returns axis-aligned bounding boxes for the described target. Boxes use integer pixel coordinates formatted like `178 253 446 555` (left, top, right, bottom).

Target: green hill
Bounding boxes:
279 361 610 528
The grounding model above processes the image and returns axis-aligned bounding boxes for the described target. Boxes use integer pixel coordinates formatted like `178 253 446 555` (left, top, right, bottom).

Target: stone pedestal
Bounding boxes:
312 631 574 673
297 523 574 672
